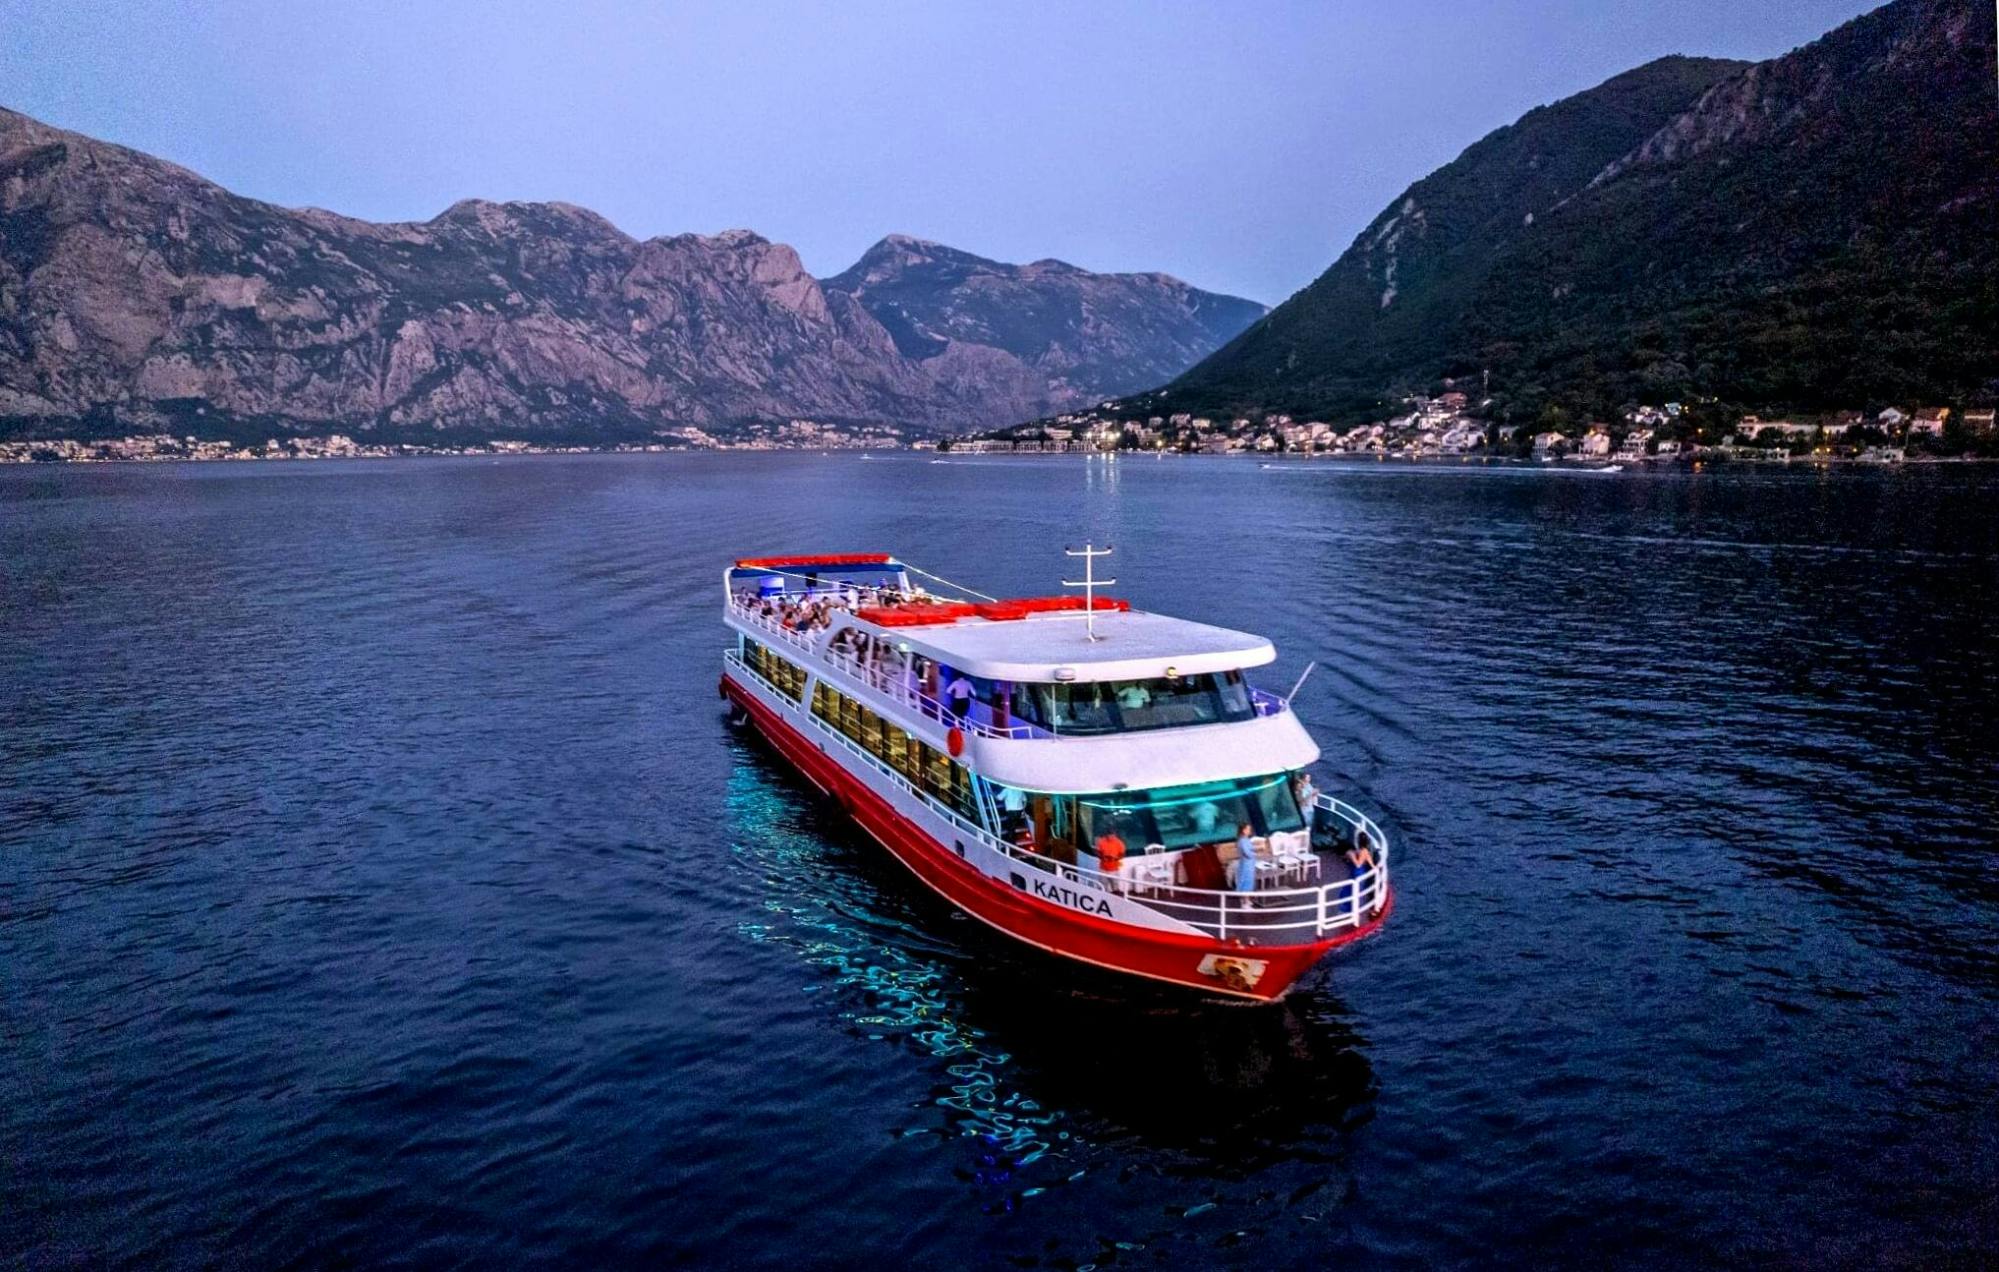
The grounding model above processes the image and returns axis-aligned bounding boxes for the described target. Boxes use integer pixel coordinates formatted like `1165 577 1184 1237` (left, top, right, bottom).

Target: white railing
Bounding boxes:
729 600 825 655
816 648 1046 741
725 650 1392 947
729 599 1292 740
729 597 1045 740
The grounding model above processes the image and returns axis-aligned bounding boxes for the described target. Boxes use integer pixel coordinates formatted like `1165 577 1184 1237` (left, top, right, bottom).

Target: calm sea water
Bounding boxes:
4 453 1995 1268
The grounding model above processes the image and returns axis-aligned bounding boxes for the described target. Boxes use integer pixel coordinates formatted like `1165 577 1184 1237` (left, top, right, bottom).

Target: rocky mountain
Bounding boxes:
823 235 1266 405
1157 0 1997 424
0 109 1261 442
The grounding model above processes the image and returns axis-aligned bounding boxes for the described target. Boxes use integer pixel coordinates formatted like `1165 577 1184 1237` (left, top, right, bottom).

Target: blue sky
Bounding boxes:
1 0 1878 304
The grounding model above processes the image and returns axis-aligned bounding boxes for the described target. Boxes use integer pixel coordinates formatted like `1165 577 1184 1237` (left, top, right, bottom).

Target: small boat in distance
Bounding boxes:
719 550 1392 1001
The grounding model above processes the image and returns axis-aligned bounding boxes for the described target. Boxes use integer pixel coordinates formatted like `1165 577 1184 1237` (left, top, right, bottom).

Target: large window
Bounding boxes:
810 682 979 824
1068 773 1304 851
743 637 806 702
1009 671 1255 736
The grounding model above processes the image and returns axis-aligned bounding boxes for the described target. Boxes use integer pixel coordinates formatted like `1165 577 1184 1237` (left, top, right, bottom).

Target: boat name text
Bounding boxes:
1029 876 1114 916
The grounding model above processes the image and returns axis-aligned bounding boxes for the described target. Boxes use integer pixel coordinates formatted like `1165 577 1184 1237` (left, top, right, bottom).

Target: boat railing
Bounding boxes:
728 597 1047 740
727 649 1389 946
728 598 825 655
814 650 1048 740
730 596 1294 733
996 793 1388 945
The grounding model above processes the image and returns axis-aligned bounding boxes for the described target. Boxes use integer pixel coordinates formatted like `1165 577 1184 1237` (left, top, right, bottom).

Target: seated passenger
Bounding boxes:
1116 682 1152 709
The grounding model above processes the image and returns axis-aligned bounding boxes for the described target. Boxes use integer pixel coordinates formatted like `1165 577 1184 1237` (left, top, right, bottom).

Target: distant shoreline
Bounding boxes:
7 442 1995 468
0 437 924 465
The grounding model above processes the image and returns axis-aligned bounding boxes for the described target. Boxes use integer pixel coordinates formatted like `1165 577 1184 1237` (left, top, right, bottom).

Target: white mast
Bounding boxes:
1062 542 1116 641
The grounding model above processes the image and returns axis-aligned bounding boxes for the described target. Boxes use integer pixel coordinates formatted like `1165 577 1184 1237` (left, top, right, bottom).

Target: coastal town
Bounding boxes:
6 396 1994 465
0 416 909 464
950 393 1998 464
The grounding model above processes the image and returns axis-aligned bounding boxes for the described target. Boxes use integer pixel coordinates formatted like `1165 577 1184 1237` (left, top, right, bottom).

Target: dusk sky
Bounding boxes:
4 0 1878 304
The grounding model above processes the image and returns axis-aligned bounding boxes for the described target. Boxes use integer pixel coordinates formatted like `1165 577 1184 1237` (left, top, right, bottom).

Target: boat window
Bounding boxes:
742 637 807 702
1011 670 1255 735
809 680 980 825
998 773 1304 854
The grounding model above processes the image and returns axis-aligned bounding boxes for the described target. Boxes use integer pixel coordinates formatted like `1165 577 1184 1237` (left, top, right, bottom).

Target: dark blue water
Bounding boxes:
4 453 1995 1268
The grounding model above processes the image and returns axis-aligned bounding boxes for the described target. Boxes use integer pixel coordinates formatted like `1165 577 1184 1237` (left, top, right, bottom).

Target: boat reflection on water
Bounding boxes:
724 740 1376 1205
950 976 1375 1173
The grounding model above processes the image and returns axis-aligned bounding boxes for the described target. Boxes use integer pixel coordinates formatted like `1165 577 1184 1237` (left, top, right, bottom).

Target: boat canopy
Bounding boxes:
727 554 909 593
734 553 897 570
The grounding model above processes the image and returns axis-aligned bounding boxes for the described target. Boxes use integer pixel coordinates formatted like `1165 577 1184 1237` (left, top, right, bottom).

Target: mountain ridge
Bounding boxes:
1156 0 1997 424
0 106 1262 442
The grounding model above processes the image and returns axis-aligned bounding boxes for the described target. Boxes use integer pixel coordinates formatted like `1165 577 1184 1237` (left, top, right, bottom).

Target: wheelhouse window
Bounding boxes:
993 772 1306 859
1009 670 1254 735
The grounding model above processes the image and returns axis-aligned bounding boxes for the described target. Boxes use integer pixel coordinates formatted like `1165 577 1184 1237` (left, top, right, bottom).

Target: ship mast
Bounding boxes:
1062 542 1116 641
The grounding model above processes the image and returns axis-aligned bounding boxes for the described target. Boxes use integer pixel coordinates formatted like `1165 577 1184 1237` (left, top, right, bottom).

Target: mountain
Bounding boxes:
1158 0 1997 424
823 235 1266 404
0 109 1261 442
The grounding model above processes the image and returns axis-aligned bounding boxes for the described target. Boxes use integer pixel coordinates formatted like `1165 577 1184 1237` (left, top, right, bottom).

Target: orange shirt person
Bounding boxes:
1093 831 1127 874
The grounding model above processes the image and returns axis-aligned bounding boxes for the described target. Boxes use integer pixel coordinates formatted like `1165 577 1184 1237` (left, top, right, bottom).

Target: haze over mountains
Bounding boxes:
0 107 1260 443
1156 0 1996 426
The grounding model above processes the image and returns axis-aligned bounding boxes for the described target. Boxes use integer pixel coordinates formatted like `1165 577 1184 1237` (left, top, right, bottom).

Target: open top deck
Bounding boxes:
845 606 1274 684
726 552 1275 684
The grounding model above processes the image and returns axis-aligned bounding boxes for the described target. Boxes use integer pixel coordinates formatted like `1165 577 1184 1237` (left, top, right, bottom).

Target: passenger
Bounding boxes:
1116 682 1151 709
1293 772 1318 839
999 785 1029 841
1233 823 1260 897
945 674 974 722
1191 800 1222 838
1346 831 1376 875
1346 831 1381 917
1093 827 1127 875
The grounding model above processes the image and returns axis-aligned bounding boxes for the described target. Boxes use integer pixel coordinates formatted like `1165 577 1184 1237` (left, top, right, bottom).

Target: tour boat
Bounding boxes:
718 551 1392 1001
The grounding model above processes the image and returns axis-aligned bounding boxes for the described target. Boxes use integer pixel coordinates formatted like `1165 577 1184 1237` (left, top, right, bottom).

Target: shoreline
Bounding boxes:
4 438 1994 468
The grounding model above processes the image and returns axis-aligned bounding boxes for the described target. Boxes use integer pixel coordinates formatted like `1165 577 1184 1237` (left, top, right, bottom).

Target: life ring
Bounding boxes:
946 726 965 757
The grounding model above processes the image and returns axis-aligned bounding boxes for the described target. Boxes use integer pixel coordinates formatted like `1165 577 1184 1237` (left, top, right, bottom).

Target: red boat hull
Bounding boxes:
723 674 1390 1002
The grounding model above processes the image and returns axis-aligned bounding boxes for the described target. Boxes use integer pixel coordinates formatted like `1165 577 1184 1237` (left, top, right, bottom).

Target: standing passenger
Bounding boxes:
1234 823 1259 898
1293 772 1318 841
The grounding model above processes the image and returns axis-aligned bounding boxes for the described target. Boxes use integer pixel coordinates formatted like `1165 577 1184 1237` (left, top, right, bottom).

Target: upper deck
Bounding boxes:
853 605 1274 684
724 553 1274 683
723 552 1319 790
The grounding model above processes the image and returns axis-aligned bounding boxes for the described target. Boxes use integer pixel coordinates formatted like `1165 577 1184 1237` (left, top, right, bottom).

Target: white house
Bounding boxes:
1616 428 1654 459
